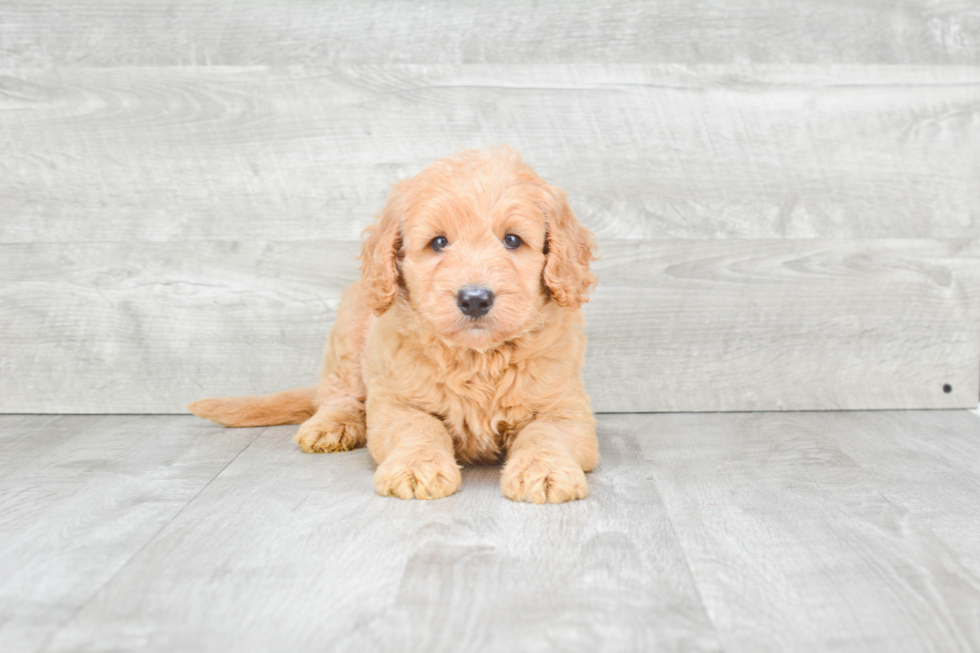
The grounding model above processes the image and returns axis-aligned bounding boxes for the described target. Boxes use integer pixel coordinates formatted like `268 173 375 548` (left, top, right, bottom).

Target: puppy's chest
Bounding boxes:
427 364 535 462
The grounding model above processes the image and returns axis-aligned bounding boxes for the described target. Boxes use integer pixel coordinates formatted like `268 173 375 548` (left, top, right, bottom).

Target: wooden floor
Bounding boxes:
2 411 980 652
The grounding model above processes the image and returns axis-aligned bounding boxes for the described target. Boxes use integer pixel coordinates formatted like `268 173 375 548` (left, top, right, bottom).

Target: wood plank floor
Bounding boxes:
2 411 979 653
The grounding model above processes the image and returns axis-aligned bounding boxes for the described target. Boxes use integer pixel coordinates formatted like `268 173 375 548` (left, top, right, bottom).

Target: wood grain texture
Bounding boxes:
622 410 980 653
1 239 976 414
4 411 980 652
818 410 980 580
0 414 261 653
0 240 357 413
38 419 720 653
3 1 979 66
1 65 978 242
586 239 980 411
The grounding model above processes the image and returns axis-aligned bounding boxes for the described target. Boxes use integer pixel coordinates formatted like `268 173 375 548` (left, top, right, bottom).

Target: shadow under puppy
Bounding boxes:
188 147 599 503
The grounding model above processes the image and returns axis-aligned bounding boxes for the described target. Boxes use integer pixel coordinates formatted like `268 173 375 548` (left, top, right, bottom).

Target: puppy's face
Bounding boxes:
400 183 550 349
361 148 596 350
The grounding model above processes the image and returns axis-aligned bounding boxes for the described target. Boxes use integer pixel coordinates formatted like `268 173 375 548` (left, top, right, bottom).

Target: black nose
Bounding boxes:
457 286 494 318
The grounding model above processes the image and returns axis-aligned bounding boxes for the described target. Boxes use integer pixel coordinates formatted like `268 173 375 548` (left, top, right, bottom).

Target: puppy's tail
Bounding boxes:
186 387 317 427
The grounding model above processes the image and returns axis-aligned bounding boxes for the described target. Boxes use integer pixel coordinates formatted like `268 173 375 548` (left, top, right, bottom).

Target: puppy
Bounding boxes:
188 147 599 503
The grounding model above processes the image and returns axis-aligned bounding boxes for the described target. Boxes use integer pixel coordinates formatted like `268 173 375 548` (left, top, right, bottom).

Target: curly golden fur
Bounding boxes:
188 147 599 503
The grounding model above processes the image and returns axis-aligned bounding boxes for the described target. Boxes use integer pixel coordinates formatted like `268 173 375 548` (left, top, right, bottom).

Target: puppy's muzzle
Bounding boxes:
457 286 494 318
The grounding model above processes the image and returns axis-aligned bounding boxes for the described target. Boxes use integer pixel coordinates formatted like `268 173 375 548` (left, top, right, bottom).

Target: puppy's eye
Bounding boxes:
430 236 449 252
503 234 523 250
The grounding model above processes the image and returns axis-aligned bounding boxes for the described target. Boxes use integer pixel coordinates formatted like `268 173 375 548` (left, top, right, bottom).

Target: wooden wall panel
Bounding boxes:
2 65 978 243
3 1 979 67
3 3 978 415
586 240 980 411
0 241 357 414
1 239 975 414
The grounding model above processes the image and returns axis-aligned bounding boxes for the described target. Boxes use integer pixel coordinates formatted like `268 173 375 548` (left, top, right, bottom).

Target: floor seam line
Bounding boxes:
35 423 269 653
640 451 729 653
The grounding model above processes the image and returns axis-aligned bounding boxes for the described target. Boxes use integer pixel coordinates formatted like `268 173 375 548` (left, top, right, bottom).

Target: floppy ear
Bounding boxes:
542 186 598 309
359 183 406 316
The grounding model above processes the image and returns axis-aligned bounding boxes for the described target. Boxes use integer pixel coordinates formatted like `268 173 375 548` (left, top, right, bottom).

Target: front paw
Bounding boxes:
501 450 588 504
294 406 366 453
374 449 461 500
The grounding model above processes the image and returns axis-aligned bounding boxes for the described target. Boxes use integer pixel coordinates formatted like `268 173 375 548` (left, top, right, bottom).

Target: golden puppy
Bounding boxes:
188 147 598 503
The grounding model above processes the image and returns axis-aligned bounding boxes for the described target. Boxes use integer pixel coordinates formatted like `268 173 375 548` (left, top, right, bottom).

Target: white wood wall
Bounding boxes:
1 1 978 413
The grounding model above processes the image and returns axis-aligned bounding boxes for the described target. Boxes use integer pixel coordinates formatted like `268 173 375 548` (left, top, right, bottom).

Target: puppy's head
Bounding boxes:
360 147 596 349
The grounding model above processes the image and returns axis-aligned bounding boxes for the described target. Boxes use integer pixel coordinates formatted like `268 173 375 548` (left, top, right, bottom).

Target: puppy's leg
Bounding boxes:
295 282 370 453
294 383 366 453
501 416 598 504
367 392 461 500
